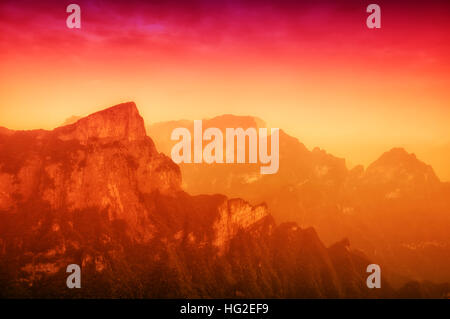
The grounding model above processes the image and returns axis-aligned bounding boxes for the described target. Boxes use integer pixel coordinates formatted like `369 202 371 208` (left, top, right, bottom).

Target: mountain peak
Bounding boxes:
370 147 427 170
366 147 440 186
379 147 414 160
55 102 146 143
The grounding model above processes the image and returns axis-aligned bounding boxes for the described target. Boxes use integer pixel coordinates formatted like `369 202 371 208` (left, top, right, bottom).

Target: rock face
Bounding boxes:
0 102 181 241
0 102 442 298
213 199 268 252
55 103 147 144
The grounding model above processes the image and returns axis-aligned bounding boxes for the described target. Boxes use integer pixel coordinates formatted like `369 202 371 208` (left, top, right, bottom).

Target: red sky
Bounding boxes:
1 0 450 179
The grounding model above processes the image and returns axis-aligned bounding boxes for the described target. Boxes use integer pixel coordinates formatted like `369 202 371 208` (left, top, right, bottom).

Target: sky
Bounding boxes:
1 0 450 180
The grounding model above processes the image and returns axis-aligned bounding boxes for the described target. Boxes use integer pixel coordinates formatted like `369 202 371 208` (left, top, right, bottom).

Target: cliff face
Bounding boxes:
0 102 181 240
213 199 268 252
55 103 147 144
0 102 394 298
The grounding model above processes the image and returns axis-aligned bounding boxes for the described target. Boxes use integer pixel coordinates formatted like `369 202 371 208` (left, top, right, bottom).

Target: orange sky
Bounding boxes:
1 0 449 180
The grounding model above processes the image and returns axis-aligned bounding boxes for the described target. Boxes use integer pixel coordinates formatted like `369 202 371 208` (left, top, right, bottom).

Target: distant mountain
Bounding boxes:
0 102 405 298
148 115 450 286
61 116 82 126
362 147 441 195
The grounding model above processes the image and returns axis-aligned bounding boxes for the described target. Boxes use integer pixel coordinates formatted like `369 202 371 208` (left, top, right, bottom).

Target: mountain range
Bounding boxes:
0 102 448 298
148 114 450 286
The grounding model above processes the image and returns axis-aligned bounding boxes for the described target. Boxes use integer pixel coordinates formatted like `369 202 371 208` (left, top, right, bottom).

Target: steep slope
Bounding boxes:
0 102 391 298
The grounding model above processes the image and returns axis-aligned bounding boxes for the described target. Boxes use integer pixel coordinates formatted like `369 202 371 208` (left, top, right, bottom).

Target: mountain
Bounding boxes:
0 102 403 298
348 148 450 286
360 147 441 197
148 116 450 286
61 116 82 126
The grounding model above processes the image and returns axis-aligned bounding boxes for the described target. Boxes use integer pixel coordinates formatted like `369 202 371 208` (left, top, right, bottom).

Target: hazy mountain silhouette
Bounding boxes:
61 116 82 126
148 115 450 286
